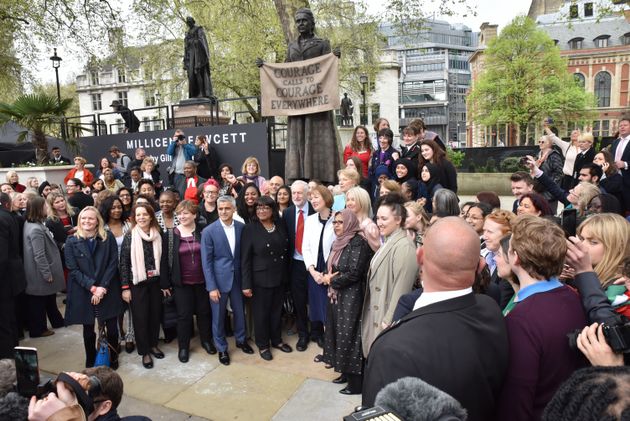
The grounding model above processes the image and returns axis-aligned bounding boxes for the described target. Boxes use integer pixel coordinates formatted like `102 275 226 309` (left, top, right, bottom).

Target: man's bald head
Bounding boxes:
419 216 481 292
268 176 284 196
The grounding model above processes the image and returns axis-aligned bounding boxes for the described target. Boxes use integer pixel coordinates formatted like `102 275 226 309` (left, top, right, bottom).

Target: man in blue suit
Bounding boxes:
201 195 254 365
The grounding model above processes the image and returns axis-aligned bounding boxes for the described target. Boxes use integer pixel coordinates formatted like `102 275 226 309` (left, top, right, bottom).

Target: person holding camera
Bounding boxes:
166 130 196 198
496 215 587 421
27 367 150 421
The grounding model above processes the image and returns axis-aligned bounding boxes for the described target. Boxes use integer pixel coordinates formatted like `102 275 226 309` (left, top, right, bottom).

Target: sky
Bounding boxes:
35 0 533 86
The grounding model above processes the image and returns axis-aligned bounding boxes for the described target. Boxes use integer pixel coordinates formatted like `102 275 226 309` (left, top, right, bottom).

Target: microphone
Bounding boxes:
374 377 467 421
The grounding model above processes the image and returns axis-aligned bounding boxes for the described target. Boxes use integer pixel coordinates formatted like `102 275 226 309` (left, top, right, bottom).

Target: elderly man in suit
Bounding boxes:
362 217 509 421
612 117 630 214
201 195 253 366
282 180 315 351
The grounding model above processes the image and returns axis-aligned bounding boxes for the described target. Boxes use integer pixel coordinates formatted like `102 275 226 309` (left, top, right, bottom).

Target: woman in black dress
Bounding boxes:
241 196 292 360
322 208 374 395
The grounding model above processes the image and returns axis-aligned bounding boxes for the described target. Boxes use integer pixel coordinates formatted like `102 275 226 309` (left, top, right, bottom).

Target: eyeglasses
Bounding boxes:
256 205 271 210
332 220 344 225
204 191 218 195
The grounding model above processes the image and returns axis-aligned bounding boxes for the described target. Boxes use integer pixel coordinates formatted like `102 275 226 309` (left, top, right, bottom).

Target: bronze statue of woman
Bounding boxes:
260 8 341 184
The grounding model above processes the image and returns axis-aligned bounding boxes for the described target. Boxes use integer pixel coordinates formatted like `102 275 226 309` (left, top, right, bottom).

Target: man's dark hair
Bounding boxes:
0 193 10 210
510 171 533 185
129 166 141 175
137 179 155 192
82 366 124 410
51 146 60 151
542 366 630 421
70 178 84 188
582 163 603 181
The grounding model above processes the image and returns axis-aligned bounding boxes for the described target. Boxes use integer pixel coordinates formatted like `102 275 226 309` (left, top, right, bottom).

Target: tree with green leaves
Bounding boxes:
468 16 595 145
0 93 74 164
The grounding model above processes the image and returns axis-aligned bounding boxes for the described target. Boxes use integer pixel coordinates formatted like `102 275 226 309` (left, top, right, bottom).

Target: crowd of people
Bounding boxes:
0 116 629 420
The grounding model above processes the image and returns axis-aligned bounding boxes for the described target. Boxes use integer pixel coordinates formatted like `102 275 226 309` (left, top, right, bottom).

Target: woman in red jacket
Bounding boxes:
64 156 94 187
343 126 372 179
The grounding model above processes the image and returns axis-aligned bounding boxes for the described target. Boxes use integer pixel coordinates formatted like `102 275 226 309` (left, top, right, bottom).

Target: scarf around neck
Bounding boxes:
130 225 162 285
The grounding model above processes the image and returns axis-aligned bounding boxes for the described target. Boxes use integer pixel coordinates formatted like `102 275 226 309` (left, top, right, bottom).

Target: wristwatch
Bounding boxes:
625 162 628 171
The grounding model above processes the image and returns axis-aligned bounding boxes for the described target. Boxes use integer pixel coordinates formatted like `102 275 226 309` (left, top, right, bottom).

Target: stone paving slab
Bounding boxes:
165 363 304 421
272 378 361 421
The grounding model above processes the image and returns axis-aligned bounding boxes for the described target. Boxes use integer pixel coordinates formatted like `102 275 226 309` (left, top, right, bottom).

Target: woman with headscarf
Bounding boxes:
322 208 374 395
417 163 443 214
393 158 416 185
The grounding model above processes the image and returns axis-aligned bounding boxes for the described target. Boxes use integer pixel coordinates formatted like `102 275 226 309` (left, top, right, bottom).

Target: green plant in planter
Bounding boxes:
485 157 496 173
500 157 527 173
0 93 75 165
446 147 465 168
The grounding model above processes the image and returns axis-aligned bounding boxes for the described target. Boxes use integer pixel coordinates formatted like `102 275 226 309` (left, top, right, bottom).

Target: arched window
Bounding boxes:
594 72 611 107
574 73 585 88
568 37 584 49
622 32 630 45
594 35 610 48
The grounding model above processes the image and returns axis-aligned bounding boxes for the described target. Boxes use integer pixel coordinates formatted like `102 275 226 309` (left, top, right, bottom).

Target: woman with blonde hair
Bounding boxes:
64 156 94 186
403 201 429 247
46 192 77 269
64 206 122 368
333 168 360 211
141 157 163 193
577 214 630 287
6 170 25 192
345 187 380 251
237 156 266 190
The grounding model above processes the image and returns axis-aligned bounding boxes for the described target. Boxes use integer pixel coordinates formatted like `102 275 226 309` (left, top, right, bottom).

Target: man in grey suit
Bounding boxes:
201 195 254 365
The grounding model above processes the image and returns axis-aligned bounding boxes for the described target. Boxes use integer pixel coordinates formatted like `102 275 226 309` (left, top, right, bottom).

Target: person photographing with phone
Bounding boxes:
166 130 196 199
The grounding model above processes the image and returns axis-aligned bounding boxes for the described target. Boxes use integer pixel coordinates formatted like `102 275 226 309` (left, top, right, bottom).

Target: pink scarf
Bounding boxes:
130 225 162 285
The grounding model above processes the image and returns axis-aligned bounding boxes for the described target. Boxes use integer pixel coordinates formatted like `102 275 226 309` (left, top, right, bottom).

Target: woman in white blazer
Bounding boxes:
23 196 65 337
302 184 336 348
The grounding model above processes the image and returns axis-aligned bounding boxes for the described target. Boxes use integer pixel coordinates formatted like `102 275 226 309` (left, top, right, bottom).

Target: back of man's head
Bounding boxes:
510 215 566 281
82 366 123 411
420 216 480 292
0 193 10 210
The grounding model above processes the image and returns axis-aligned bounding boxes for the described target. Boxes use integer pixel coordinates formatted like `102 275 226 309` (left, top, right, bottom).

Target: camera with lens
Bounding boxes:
177 134 186 142
519 156 530 166
568 317 630 354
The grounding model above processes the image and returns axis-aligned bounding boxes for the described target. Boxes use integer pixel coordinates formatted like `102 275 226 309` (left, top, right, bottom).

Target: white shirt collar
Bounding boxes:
220 219 234 229
413 287 472 311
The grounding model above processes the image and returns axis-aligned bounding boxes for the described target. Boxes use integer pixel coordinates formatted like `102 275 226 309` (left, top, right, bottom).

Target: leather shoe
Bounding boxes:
296 337 308 352
332 375 347 384
272 343 293 353
32 330 55 338
142 355 153 369
125 341 135 354
218 351 230 366
236 342 254 354
150 347 165 359
202 341 217 355
317 337 325 348
339 386 361 395
110 359 119 370
178 349 189 363
259 349 273 361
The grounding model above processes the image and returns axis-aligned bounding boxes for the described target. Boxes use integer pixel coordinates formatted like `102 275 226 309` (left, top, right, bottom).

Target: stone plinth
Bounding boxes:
173 98 230 127
0 164 95 187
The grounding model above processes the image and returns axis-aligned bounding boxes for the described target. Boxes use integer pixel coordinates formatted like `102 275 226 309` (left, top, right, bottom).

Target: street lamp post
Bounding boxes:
50 48 66 141
359 74 368 126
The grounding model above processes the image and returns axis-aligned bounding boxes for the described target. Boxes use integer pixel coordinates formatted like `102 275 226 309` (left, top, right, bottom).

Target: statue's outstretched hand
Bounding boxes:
255 58 264 68
333 47 341 58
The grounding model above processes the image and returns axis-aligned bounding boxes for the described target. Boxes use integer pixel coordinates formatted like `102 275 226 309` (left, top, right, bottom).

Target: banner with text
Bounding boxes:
260 53 340 117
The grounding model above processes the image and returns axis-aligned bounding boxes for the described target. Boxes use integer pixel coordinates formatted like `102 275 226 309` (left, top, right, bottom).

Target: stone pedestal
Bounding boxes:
172 98 230 127
0 164 95 188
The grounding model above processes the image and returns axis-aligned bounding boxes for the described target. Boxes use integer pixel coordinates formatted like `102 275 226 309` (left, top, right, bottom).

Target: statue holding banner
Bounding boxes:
258 8 341 184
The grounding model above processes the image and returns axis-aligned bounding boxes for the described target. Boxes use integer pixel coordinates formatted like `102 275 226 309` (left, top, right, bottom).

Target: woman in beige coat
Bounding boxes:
361 193 417 357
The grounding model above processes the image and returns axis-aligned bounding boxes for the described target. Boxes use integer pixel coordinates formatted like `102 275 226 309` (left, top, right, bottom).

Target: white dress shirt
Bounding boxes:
413 287 473 311
220 219 236 255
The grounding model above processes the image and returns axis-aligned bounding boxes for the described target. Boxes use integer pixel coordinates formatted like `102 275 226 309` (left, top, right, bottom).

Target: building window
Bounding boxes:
117 91 128 107
371 103 380 124
584 2 594 17
568 38 584 49
594 35 610 48
569 4 579 18
594 72 611 107
91 94 102 111
623 33 630 45
145 94 156 107
117 68 126 83
574 73 585 88
115 118 124 134
90 71 100 85
143 117 151 132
